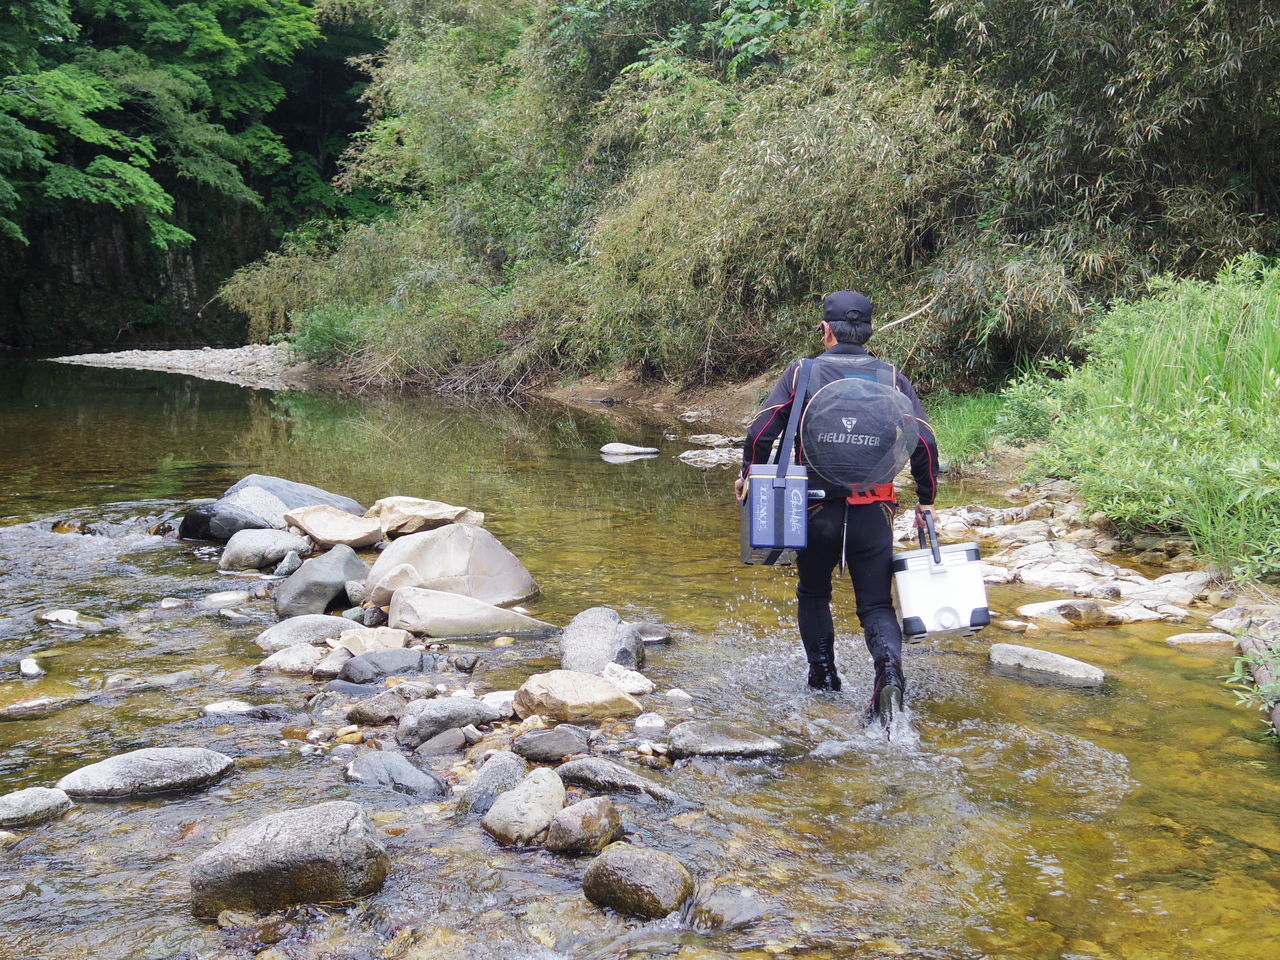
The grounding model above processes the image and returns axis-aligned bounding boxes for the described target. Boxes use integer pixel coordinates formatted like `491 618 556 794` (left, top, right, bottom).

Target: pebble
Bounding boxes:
200 591 251 610
19 659 44 679
159 598 189 609
665 688 694 703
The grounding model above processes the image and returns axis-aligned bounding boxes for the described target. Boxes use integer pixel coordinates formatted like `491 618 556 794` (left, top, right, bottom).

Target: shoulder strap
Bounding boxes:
773 359 812 488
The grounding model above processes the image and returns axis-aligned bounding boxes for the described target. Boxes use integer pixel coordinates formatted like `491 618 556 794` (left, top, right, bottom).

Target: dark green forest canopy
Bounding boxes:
0 0 381 248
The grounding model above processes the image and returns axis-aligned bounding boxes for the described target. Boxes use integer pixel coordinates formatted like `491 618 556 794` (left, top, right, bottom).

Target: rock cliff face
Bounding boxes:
0 195 262 349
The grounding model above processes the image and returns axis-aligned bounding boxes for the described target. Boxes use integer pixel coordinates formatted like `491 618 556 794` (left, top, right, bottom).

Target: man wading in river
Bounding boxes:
736 290 939 724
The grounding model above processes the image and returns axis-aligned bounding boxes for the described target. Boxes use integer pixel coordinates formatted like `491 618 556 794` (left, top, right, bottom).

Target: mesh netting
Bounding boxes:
799 378 917 492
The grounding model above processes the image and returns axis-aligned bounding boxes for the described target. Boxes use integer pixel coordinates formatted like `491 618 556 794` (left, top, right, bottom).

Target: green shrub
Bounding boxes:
925 390 1003 466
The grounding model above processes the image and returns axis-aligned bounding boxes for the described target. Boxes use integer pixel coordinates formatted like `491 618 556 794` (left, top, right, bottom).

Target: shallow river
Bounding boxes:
1 358 1277 960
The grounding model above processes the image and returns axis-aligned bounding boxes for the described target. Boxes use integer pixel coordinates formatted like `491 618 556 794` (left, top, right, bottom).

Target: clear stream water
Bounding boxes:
0 358 1276 960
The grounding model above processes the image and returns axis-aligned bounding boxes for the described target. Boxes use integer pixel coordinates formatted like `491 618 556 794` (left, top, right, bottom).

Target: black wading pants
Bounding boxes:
795 499 903 666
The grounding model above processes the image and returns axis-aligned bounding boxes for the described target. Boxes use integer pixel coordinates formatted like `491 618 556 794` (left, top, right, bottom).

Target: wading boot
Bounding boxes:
867 657 904 725
807 658 841 692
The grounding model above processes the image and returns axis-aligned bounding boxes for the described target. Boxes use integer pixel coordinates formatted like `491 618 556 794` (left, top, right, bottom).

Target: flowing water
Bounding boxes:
0 357 1277 960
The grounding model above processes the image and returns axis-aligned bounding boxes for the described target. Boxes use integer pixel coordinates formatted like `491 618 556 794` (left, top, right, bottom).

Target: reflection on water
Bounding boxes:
1 358 1278 960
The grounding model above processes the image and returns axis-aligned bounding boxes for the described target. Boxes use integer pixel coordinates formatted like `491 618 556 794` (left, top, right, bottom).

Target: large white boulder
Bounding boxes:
331 627 412 655
389 588 553 638
989 643 1105 687
364 524 537 608
365 496 484 538
282 505 382 549
514 670 642 722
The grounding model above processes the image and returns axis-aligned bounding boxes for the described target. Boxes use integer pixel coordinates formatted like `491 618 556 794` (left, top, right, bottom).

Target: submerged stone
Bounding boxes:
582 842 694 918
57 747 233 798
0 787 72 827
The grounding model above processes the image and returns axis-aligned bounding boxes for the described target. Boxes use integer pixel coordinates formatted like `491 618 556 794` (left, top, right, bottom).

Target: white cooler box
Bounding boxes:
892 519 990 640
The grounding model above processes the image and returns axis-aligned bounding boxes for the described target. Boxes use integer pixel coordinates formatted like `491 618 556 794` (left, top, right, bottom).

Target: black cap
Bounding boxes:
822 290 873 325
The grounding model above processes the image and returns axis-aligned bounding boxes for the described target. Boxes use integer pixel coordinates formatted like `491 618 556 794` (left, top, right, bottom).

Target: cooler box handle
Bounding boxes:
917 511 943 566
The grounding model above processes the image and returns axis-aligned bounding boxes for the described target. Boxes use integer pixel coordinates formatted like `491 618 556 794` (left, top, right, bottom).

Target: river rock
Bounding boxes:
179 501 270 541
389 588 553 638
513 724 591 763
36 609 105 630
189 800 387 916
545 796 622 854
0 696 82 721
57 747 233 798
339 648 425 684
364 524 538 608
256 643 326 675
582 843 694 918
19 658 44 679
560 607 645 673
311 646 353 680
600 662 655 695
514 670 642 722
255 615 351 653
634 712 667 738
282 505 382 549
346 683 435 724
365 496 484 538
219 475 364 529
481 767 565 846
686 434 736 447
989 643 1105 687
630 621 673 644
364 562 425 606
1165 632 1236 646
677 448 740 469
331 627 412 656
457 751 527 818
219 529 311 571
0 787 72 827
274 551 303 577
600 443 659 456
555 756 678 803
202 701 291 722
415 728 467 756
668 721 783 759
481 689 518 719
1016 598 1118 628
274 545 370 618
345 752 447 798
396 697 502 748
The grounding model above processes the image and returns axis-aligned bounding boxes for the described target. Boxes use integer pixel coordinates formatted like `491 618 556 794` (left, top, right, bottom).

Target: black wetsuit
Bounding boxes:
741 343 938 668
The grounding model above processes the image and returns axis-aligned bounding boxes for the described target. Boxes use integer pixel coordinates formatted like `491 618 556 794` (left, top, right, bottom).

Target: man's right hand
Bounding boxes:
914 503 937 530
734 477 746 501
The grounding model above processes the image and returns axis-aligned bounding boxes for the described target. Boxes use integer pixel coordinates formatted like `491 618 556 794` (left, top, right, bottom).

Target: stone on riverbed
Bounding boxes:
457 751 528 818
282 505 382 549
219 475 365 529
57 747 233 798
365 496 484 538
179 501 270 541
311 646 353 680
255 615 352 653
546 796 622 854
256 643 326 675
600 443 659 456
363 562 424 606
396 697 503 748
989 643 1105 687
190 800 388 917
389 588 553 638
668 720 783 759
36 609 105 630
1165 632 1236 646
274 545 370 618
1016 598 1118 627
0 696 84 721
582 842 694 918
19 658 44 678
365 523 538 608
219 529 311 571
0 787 72 827
201 701 291 722
514 671 642 722
560 607 645 673
345 683 436 725
338 648 425 684
331 627 412 656
600 662 655 695
555 756 678 803
676 448 741 469
481 768 565 846
345 752 447 798
513 724 591 763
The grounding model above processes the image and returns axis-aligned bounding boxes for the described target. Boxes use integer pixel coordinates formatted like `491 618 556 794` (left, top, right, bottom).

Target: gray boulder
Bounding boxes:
274 546 370 618
189 800 387 916
559 607 645 673
178 502 270 541
274 551 303 577
339 648 426 684
555 756 678 803
545 796 622 854
582 842 694 918
344 752 447 798
0 787 73 827
57 747 233 798
345 683 435 725
668 720 784 759
396 697 502 749
989 643 1106 687
255 614 352 653
457 751 527 818
415 728 467 756
220 474 364 528
513 724 590 763
481 768 565 846
220 529 311 571
202 701 292 722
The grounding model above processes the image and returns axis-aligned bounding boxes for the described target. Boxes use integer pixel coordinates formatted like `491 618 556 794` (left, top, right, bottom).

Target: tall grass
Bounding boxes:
925 391 1004 468
1031 255 1280 580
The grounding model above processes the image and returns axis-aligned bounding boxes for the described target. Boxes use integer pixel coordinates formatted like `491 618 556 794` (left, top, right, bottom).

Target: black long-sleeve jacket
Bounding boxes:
740 343 939 505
